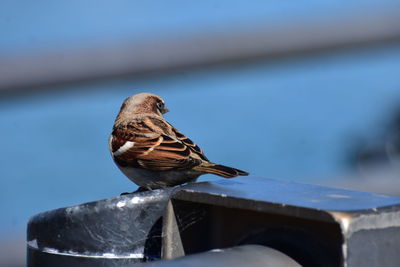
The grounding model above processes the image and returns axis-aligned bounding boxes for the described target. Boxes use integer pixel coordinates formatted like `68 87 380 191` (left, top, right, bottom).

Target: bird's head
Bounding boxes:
118 93 169 117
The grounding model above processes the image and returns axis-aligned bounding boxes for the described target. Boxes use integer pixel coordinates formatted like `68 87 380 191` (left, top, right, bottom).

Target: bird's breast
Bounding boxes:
116 163 201 189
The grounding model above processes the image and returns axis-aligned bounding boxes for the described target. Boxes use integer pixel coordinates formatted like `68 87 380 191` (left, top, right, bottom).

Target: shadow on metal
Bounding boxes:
27 177 400 267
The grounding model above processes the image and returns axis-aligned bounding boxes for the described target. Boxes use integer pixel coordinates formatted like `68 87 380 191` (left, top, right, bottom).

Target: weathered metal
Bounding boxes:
27 187 175 266
27 177 400 266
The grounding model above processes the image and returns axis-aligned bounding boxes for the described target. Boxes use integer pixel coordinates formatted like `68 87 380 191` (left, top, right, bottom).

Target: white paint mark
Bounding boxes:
129 253 145 258
40 247 144 259
131 196 142 204
116 201 126 208
114 141 135 156
102 253 116 257
27 239 38 249
184 189 195 193
43 247 59 254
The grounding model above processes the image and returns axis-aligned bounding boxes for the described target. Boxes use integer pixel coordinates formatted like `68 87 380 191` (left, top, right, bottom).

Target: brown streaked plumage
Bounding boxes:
109 92 248 190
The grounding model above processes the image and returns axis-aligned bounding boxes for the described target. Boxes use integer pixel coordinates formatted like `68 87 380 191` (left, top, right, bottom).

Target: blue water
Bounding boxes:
1 44 400 238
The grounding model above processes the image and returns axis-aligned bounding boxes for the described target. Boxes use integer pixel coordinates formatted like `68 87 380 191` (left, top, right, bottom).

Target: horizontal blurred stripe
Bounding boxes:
1 9 400 92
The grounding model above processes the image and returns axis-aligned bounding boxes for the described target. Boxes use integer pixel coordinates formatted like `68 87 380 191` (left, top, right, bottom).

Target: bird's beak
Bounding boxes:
161 106 169 114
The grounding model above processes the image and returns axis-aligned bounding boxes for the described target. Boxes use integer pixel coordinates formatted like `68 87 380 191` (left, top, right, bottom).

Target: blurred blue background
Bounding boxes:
2 1 400 265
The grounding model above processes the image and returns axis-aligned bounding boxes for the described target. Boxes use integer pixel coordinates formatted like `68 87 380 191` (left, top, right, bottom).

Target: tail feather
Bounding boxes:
194 164 249 178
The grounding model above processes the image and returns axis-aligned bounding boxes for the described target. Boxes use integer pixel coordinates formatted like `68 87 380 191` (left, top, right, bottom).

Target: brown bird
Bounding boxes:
109 93 248 191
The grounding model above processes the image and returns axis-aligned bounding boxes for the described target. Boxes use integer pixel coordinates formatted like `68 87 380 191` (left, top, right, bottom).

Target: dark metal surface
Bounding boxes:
171 178 400 266
27 177 400 266
27 188 175 266
347 227 400 266
175 177 400 212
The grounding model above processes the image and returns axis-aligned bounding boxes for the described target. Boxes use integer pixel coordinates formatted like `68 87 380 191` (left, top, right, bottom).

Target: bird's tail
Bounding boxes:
194 163 249 178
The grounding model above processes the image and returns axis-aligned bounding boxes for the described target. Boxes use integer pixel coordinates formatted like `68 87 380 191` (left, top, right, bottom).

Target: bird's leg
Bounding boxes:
135 186 149 193
120 186 149 196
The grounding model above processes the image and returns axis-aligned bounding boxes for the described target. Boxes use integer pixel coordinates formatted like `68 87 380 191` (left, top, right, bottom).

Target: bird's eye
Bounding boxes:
157 102 164 110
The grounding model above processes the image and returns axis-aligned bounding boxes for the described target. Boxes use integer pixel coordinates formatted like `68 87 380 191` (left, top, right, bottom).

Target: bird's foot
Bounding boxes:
135 186 149 192
120 186 149 196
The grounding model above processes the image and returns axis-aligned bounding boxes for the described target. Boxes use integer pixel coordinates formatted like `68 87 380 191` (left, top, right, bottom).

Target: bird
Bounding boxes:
109 92 248 191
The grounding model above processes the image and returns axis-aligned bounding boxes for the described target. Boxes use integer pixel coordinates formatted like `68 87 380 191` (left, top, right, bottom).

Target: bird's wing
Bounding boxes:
110 117 206 171
168 123 209 161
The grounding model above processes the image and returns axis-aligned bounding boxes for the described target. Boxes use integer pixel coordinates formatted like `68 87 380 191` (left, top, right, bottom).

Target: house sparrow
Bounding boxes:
109 93 248 191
